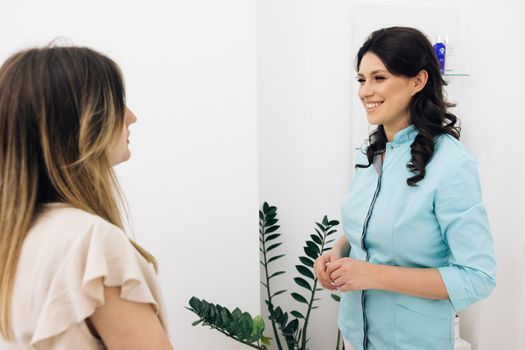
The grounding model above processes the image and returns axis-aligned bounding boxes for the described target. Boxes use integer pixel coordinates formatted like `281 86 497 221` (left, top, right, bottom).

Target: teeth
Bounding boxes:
366 102 382 109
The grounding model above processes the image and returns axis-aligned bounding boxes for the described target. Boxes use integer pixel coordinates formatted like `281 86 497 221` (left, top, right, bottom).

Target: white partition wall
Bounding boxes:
257 1 352 350
0 1 260 349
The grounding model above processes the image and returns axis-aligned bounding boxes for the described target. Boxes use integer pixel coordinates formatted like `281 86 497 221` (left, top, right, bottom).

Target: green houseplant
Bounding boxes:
187 202 345 349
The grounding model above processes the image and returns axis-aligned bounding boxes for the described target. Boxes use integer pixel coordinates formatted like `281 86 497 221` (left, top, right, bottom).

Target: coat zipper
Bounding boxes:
360 157 383 350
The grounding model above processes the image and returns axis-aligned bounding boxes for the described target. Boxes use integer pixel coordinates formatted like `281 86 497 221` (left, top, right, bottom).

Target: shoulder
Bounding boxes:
426 134 482 195
431 134 477 168
35 203 119 229
26 204 129 255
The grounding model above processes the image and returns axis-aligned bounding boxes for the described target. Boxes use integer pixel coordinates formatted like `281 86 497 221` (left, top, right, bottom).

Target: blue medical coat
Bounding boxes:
338 124 496 350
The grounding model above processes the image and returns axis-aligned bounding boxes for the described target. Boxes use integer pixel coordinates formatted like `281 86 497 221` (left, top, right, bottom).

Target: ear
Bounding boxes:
411 69 428 95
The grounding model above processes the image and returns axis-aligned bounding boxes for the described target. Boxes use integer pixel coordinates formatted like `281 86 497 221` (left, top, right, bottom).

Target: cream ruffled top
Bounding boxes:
5 203 168 349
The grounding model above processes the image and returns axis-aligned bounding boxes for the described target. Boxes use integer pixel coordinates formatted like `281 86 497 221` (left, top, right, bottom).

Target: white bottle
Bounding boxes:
454 315 472 350
444 35 456 74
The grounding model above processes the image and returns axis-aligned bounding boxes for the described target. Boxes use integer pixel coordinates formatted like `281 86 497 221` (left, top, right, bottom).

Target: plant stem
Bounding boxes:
300 224 331 349
205 321 266 349
261 223 284 350
300 278 318 349
336 329 341 350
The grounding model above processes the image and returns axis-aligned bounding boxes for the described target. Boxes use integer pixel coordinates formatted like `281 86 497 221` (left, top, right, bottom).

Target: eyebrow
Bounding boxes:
357 69 389 77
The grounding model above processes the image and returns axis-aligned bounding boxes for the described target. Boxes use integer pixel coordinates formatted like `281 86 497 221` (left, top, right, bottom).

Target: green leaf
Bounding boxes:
266 218 278 226
209 304 217 321
315 222 325 232
271 289 287 298
252 315 265 336
267 242 282 252
291 292 308 304
259 210 264 220
322 215 329 226
326 229 337 235
331 293 341 302
263 202 269 213
272 306 283 320
304 246 318 260
267 254 285 263
306 241 320 255
232 307 243 322
220 308 231 326
261 336 272 346
310 234 322 245
299 256 314 267
200 300 210 318
239 312 253 339
296 265 315 280
290 310 305 319
268 271 285 279
189 296 201 312
265 233 281 242
329 220 340 226
265 225 280 234
277 312 288 326
191 318 203 326
283 319 299 334
294 277 312 291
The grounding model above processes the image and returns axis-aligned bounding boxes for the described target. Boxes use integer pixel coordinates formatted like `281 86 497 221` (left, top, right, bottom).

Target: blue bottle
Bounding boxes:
433 35 446 74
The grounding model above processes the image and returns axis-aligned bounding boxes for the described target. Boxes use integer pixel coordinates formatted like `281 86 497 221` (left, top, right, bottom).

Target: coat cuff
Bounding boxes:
438 266 472 312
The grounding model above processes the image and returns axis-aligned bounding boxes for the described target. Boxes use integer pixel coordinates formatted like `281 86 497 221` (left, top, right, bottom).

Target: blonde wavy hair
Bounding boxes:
0 46 157 340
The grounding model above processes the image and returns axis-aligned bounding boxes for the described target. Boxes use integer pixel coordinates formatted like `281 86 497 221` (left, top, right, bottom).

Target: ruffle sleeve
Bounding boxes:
31 219 160 346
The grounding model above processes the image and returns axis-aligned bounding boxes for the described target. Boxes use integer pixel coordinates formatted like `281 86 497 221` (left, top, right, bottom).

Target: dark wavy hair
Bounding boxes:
356 27 460 186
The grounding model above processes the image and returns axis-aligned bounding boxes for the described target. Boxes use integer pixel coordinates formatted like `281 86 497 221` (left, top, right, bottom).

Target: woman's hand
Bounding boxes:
326 258 377 292
314 248 343 290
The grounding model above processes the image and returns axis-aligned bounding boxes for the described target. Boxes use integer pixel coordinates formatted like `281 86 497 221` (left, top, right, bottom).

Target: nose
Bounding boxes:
125 108 137 125
359 80 374 100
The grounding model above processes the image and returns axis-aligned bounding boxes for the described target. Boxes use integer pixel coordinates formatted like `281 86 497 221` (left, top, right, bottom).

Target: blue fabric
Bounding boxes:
338 124 496 350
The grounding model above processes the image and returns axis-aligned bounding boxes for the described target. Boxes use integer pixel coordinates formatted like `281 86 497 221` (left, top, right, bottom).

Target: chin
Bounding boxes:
110 151 131 167
366 116 382 126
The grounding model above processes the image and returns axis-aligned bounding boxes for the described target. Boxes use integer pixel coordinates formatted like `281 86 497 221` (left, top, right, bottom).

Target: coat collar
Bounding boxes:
387 124 417 146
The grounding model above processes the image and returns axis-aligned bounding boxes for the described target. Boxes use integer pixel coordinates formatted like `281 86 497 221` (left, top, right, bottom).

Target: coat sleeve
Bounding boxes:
435 154 496 312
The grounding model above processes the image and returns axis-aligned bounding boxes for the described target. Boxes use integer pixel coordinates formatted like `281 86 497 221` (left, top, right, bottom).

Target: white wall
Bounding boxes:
0 1 260 349
257 1 353 349
257 0 525 349
458 1 525 348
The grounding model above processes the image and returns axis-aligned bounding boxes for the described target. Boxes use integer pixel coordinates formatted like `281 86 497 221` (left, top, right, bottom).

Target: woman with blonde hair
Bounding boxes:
0 46 172 349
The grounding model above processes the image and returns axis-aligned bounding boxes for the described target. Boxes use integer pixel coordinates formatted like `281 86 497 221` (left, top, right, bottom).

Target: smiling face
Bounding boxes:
107 107 137 166
357 52 420 140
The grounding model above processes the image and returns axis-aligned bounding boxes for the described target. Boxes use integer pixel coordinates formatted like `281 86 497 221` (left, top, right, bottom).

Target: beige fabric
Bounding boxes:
5 203 168 349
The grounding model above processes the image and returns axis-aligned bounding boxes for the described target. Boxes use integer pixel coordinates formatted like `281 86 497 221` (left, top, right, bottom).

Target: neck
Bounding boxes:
383 119 410 142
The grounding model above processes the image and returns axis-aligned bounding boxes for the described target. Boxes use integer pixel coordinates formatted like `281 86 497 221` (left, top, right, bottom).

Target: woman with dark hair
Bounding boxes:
314 27 496 350
0 46 173 349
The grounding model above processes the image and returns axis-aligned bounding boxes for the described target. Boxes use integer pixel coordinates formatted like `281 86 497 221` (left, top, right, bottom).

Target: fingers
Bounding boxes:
315 255 359 292
314 254 336 290
329 266 342 282
326 259 343 275
335 282 351 292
